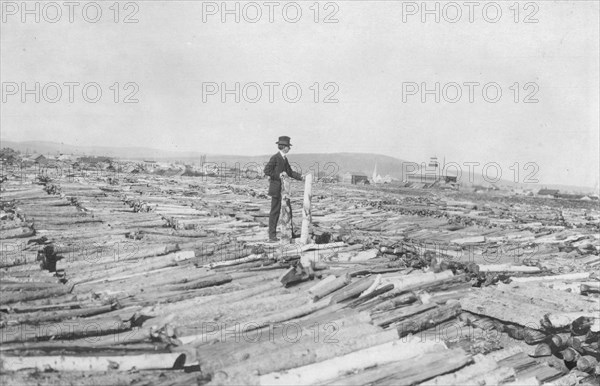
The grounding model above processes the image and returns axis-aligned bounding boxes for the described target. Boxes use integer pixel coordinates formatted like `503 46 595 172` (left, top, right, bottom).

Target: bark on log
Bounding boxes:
329 276 375 305
511 272 591 283
477 264 541 273
165 273 232 291
0 352 186 371
324 348 472 386
0 285 73 305
309 274 351 302
372 302 436 327
0 317 131 343
346 283 394 309
258 337 446 386
4 304 116 325
367 293 419 313
395 302 462 337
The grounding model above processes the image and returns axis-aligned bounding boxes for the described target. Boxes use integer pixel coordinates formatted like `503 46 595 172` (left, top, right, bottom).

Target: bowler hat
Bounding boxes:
276 136 292 147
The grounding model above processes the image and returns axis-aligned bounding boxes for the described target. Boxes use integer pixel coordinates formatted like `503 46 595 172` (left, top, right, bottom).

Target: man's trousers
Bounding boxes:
269 195 292 239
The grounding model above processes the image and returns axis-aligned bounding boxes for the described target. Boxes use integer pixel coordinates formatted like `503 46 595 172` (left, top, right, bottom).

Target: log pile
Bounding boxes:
0 166 598 385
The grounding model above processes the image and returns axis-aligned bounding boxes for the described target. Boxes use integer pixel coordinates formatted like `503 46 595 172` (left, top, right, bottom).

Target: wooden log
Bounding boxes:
300 173 312 245
346 283 394 309
258 337 446 386
360 274 382 297
382 270 455 293
198 329 397 386
309 274 351 302
197 314 381 376
367 293 419 313
73 250 194 286
0 285 72 305
301 242 346 252
180 299 332 346
0 317 131 343
372 302 436 327
165 273 232 291
576 355 598 373
581 283 600 295
422 287 471 305
4 304 116 325
544 313 600 330
0 352 186 371
395 302 462 337
511 272 591 283
5 301 88 314
329 276 374 305
422 347 523 386
0 281 65 292
203 253 264 269
478 264 541 273
307 275 337 295
324 348 472 385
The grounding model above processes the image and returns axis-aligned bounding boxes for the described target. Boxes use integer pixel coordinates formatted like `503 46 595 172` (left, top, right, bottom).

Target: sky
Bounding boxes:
1 0 599 189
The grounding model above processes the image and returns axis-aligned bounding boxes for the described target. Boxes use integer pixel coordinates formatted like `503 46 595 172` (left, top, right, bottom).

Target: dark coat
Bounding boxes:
264 152 302 197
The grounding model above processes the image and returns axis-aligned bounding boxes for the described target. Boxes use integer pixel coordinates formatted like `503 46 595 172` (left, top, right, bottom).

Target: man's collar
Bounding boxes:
279 150 287 158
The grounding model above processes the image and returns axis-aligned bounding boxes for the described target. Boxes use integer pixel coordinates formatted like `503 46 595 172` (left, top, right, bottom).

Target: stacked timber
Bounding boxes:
0 165 598 385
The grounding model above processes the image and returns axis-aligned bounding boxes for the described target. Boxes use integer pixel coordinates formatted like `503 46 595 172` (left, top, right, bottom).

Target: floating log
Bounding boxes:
329 276 374 304
346 283 394 309
372 302 437 328
478 264 541 273
576 355 598 373
309 274 351 302
511 272 591 283
367 293 419 313
395 302 462 337
4 303 116 325
324 348 472 385
0 352 186 371
1 317 131 343
0 284 73 305
165 273 232 291
258 337 446 386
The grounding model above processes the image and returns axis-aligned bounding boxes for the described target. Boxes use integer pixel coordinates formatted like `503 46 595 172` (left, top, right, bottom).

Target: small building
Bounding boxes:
343 171 370 185
405 174 439 184
537 189 559 198
555 193 585 200
57 154 74 162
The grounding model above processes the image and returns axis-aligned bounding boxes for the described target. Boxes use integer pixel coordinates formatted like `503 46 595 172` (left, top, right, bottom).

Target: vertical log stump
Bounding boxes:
300 173 313 245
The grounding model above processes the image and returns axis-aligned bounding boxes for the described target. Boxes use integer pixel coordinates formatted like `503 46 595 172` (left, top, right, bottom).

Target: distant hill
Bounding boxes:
1 139 596 194
0 140 201 160
203 153 412 181
0 140 411 180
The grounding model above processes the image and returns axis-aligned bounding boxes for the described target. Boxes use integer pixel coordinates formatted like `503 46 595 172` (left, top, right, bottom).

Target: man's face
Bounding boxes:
282 146 290 154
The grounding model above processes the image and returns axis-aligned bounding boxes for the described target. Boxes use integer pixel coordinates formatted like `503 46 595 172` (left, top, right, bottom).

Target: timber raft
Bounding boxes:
1 168 599 385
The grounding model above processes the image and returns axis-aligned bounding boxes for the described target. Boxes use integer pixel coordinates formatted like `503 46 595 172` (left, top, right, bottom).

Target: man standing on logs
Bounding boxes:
264 136 304 242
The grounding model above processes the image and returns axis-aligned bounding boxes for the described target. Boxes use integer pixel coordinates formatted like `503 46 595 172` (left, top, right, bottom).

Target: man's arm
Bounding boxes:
264 155 277 179
285 161 303 181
